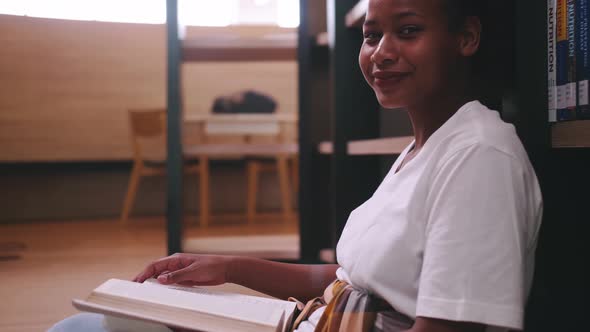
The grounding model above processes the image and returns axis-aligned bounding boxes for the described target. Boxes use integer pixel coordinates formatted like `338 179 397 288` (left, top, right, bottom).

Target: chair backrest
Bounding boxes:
129 109 166 138
128 109 167 162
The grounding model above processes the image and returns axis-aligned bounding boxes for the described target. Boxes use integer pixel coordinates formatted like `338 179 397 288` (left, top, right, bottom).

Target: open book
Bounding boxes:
73 278 298 332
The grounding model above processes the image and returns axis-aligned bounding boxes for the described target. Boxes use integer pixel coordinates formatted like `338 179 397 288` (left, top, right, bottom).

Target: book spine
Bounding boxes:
577 0 590 119
557 0 569 120
549 0 558 122
564 0 577 120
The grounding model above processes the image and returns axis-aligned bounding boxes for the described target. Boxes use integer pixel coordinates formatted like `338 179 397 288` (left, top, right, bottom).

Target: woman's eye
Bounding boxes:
363 32 381 43
398 25 421 37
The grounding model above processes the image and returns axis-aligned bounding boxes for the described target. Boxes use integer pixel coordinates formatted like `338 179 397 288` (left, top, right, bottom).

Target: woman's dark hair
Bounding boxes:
443 0 486 32
442 0 514 107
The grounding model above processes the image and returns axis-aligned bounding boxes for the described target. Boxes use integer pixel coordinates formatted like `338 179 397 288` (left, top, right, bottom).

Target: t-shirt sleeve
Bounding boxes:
416 144 529 330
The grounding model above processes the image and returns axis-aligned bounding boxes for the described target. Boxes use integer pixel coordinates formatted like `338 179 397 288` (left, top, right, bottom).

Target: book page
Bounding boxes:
146 279 297 315
95 279 295 327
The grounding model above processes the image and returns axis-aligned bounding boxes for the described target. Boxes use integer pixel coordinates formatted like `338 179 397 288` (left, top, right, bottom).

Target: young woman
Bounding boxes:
49 0 542 331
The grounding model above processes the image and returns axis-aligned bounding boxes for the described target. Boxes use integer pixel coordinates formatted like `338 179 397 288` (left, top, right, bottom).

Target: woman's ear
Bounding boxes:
458 16 481 57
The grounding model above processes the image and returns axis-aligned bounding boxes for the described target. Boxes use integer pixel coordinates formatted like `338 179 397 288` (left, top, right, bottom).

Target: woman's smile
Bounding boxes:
372 70 411 90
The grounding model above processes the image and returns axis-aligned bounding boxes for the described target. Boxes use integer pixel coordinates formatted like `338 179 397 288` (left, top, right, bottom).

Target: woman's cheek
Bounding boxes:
358 47 373 84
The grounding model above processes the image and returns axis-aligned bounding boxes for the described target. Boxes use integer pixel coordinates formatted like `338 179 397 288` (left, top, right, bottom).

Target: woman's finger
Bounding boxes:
133 262 157 282
157 264 197 285
134 256 178 283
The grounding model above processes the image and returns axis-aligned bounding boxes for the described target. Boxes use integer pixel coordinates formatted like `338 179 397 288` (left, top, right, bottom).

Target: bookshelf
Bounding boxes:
166 0 183 254
165 1 300 256
315 32 329 46
501 1 590 329
551 120 590 147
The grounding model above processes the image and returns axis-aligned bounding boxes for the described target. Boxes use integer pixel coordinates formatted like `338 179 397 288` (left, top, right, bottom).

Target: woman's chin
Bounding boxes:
376 96 407 110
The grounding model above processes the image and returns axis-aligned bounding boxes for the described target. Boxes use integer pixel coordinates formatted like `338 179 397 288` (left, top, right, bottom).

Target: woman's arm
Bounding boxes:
134 253 339 302
229 257 339 301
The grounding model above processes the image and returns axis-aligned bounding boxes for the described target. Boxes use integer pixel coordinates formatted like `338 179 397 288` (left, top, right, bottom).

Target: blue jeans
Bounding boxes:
47 313 173 332
47 313 108 332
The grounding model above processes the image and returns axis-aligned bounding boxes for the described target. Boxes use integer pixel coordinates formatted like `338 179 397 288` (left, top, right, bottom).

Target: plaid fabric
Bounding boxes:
289 280 413 332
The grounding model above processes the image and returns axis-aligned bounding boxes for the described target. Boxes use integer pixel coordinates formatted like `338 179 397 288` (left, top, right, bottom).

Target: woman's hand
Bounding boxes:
133 253 235 286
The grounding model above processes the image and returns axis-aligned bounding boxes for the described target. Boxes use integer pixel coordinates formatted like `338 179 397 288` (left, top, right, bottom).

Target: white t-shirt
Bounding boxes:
297 101 543 332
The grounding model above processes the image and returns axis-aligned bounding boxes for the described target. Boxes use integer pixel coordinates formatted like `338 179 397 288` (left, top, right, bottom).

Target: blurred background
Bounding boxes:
0 1 302 330
1 1 587 332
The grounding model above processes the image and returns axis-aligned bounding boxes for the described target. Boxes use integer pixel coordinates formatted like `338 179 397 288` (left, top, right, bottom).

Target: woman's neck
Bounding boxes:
407 94 473 149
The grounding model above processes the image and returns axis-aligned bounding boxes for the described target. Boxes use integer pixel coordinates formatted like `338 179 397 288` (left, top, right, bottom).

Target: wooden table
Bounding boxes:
184 143 298 227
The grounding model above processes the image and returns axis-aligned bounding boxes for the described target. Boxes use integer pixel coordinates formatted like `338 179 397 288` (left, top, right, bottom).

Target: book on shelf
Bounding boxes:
549 0 558 122
565 0 577 120
557 0 569 121
551 0 590 121
577 0 590 119
72 278 298 332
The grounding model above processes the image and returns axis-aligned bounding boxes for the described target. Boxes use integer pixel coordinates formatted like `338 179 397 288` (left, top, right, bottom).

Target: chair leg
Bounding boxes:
121 164 142 223
247 161 260 224
291 156 299 195
276 156 293 222
199 156 210 228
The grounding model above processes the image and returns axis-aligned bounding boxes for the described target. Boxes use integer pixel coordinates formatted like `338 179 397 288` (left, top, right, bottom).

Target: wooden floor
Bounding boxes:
0 215 298 332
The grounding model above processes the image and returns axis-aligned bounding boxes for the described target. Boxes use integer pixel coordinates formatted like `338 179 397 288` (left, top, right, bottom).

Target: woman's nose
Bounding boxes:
370 37 399 65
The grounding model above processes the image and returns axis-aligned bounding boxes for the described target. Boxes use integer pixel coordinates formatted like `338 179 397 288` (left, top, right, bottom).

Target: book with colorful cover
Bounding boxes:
577 0 590 119
563 0 578 120
557 0 569 120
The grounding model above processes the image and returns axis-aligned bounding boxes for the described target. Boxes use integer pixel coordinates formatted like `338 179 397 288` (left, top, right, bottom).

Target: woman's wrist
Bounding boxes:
226 255 246 285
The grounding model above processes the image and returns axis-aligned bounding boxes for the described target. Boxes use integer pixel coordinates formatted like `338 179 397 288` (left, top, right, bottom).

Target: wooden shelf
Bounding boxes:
318 141 334 154
345 0 369 28
318 136 413 155
182 36 297 62
319 248 336 263
316 32 329 46
552 120 590 148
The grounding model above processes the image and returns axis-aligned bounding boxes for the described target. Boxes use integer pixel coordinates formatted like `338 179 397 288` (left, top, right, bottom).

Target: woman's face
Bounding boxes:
359 0 464 109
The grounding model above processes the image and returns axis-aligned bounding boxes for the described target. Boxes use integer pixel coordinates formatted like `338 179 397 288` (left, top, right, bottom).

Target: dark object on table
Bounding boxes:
212 91 277 114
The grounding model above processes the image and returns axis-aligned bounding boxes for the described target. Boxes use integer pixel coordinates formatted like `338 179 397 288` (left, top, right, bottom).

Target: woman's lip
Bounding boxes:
373 73 409 88
372 71 410 79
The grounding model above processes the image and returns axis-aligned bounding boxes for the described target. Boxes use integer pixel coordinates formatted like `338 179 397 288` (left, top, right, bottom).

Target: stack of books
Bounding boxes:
548 0 590 122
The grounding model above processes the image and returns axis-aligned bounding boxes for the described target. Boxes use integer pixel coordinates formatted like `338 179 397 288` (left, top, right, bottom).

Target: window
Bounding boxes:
0 0 299 27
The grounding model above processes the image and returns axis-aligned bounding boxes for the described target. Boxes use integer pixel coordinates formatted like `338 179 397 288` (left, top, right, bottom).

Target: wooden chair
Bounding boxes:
245 120 298 224
246 156 297 223
120 109 201 223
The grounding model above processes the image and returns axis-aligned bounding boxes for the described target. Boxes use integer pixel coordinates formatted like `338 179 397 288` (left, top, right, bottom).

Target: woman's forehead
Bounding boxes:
367 0 444 17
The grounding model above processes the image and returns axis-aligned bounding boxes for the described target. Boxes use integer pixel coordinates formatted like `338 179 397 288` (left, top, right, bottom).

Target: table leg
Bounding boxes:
199 156 210 227
276 155 293 222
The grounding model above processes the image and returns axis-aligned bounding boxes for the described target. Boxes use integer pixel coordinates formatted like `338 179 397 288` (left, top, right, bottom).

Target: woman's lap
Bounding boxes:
47 313 109 332
47 313 173 332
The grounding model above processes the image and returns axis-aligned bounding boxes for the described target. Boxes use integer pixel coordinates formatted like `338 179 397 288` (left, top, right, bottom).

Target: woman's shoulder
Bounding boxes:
430 100 529 166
